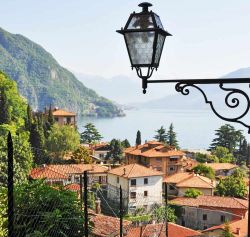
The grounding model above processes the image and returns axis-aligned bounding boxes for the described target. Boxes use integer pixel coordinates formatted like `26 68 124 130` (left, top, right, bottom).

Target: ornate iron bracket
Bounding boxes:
145 78 250 133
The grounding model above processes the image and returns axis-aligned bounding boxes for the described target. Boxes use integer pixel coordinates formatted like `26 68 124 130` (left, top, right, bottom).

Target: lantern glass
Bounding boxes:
154 33 165 64
125 31 155 65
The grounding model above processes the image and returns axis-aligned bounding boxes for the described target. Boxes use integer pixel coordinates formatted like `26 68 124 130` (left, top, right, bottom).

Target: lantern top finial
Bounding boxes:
138 2 153 12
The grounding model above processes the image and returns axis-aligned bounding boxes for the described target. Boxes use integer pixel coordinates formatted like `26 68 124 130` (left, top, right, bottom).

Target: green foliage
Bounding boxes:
192 164 215 180
152 205 177 223
0 188 7 236
46 124 80 159
211 146 235 163
210 124 245 153
106 139 123 164
121 139 131 148
0 87 11 124
184 188 203 198
80 123 103 144
166 123 179 149
14 180 84 236
87 192 96 210
215 170 247 198
0 27 123 117
71 146 92 164
194 152 219 163
136 130 142 145
222 221 234 237
154 126 167 143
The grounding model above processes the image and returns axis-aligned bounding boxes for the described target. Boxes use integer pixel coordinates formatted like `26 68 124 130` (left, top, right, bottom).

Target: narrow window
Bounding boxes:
144 191 148 197
203 214 207 221
221 215 225 222
130 192 136 199
144 178 148 185
131 179 136 186
117 177 119 184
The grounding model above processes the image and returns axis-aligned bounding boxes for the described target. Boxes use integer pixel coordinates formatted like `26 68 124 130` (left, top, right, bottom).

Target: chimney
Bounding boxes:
95 198 101 214
236 228 240 235
42 164 46 168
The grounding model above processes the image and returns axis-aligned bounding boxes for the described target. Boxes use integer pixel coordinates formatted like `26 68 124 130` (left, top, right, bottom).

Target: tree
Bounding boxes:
210 124 244 153
0 187 7 236
194 152 219 163
25 104 33 130
122 139 131 148
46 124 80 160
152 205 177 223
184 188 202 198
236 139 249 164
166 123 179 149
106 139 123 164
215 169 247 198
71 146 92 164
0 87 11 124
136 130 141 146
222 221 234 237
80 123 103 144
154 126 167 143
192 164 215 180
47 104 54 126
14 180 84 236
211 146 235 163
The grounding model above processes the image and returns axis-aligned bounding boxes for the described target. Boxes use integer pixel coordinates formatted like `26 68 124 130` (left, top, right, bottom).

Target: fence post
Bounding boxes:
120 185 123 237
165 183 168 237
7 132 14 237
83 171 88 237
80 174 83 210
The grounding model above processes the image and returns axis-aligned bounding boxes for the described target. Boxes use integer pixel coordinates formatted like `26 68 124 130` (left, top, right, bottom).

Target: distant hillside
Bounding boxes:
137 67 250 110
0 27 124 117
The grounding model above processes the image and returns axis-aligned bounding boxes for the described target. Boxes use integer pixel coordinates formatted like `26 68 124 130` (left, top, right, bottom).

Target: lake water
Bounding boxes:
78 108 250 149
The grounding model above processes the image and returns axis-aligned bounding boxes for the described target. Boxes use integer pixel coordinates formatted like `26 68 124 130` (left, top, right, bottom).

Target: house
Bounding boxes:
202 218 248 237
126 223 201 237
52 108 77 126
164 172 216 196
89 142 111 164
170 195 248 230
30 164 108 186
205 163 238 176
90 213 131 237
125 141 185 175
107 164 163 213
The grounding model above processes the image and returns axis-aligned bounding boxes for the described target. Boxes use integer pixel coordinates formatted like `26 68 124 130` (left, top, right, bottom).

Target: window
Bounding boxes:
131 179 136 186
203 226 207 230
55 117 59 122
68 175 72 182
144 191 148 197
144 178 148 185
170 157 178 162
203 214 207 221
182 208 185 215
130 192 136 199
75 176 80 183
67 117 71 124
221 215 225 222
169 185 175 190
117 177 119 184
181 220 185 226
169 167 174 171
156 158 162 162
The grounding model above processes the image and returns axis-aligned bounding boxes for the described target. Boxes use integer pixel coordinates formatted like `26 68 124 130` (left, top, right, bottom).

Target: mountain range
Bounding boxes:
0 27 124 117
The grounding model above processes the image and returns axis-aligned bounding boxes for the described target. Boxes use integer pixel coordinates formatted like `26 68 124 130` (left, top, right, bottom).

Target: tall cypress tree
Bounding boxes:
136 130 141 145
48 104 54 126
0 87 11 124
25 104 33 130
166 123 179 149
154 126 167 143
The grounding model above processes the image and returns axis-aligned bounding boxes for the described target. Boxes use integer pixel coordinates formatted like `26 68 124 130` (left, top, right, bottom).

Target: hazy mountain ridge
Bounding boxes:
0 27 124 117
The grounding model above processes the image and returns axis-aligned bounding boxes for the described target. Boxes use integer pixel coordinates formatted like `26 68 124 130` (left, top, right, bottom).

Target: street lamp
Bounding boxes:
117 2 171 94
117 2 250 134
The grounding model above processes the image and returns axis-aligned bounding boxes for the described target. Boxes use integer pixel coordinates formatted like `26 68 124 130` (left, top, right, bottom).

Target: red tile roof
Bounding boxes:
90 213 131 237
176 175 215 189
108 164 163 178
164 172 194 184
125 141 185 158
171 195 248 210
205 163 238 171
30 164 108 180
126 223 201 237
52 109 76 116
64 183 80 192
203 218 248 237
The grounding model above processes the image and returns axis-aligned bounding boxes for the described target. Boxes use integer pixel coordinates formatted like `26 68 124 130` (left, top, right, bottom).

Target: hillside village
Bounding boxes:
28 108 249 237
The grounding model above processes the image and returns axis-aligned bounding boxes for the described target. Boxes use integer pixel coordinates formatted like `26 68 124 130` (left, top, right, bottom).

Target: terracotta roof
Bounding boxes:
90 213 131 237
181 158 199 170
126 223 201 237
164 172 194 184
203 218 248 237
64 183 80 192
52 109 76 116
171 195 248 209
30 164 108 180
108 164 163 178
205 163 238 171
176 175 215 189
125 141 185 158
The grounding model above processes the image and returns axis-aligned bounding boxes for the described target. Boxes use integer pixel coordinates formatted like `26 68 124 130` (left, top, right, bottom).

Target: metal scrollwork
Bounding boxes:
175 82 250 133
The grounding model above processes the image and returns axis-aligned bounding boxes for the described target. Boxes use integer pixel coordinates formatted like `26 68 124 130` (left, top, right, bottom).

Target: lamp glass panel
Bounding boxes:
154 14 164 30
127 15 154 29
154 34 165 65
125 31 155 65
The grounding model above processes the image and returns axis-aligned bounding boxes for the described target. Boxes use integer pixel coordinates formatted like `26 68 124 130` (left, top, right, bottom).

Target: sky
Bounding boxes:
1 0 250 80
